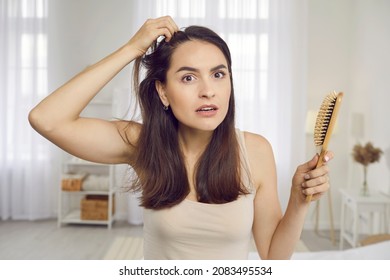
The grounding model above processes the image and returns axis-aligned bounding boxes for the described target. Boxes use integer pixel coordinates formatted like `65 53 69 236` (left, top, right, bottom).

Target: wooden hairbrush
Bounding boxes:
306 91 343 202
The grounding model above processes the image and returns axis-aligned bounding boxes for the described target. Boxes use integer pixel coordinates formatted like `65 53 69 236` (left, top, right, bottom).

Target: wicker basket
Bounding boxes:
61 173 87 191
81 195 115 221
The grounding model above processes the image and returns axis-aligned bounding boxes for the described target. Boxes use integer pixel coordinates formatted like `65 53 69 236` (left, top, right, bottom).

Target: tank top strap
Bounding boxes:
235 128 255 194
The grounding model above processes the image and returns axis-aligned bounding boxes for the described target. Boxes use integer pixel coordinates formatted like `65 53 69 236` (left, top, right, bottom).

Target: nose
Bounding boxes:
199 80 215 99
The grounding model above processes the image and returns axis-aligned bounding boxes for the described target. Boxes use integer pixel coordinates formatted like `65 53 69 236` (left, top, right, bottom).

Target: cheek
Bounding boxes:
222 85 232 106
164 81 183 102
166 91 189 109
165 81 196 106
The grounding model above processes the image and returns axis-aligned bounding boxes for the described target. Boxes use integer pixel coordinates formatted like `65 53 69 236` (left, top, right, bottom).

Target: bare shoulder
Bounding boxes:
243 131 274 156
242 131 276 191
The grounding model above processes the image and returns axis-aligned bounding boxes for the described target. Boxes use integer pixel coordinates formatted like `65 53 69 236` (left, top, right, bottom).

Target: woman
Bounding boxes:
29 16 333 260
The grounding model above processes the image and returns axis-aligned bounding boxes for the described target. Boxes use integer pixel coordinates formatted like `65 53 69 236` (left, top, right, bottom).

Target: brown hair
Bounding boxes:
131 26 249 209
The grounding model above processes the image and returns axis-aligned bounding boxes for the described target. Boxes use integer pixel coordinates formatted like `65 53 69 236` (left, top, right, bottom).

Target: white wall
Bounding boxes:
48 0 140 221
306 0 390 230
305 0 354 229
350 0 390 196
48 0 137 95
47 0 390 227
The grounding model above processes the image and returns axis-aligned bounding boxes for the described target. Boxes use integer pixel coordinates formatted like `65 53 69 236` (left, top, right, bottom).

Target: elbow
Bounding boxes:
28 107 38 129
28 107 56 135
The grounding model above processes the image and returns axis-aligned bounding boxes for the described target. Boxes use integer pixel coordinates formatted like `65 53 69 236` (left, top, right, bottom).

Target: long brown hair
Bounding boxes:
131 26 249 209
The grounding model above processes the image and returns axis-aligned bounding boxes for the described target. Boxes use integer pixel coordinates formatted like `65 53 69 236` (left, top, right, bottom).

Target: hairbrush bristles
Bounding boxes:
314 91 338 146
306 91 343 202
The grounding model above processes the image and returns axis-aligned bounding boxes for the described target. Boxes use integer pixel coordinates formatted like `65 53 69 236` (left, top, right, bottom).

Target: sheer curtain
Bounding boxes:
0 0 59 220
131 0 307 209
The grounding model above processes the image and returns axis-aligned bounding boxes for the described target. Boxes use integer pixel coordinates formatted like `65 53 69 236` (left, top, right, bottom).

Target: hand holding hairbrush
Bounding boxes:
306 91 343 202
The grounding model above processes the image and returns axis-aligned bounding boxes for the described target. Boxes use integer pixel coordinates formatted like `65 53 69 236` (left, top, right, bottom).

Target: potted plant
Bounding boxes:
352 142 383 196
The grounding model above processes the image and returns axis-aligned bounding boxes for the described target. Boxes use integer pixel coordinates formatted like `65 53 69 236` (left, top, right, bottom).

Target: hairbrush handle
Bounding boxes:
305 92 343 203
315 150 327 168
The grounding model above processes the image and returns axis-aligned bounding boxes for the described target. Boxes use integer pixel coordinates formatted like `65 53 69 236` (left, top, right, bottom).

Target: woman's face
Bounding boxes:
156 40 231 133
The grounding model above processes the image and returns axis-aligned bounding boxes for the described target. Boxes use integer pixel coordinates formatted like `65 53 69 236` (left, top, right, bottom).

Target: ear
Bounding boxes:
155 81 170 107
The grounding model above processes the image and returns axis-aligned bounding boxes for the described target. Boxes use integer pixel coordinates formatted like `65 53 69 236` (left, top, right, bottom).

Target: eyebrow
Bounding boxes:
175 64 228 73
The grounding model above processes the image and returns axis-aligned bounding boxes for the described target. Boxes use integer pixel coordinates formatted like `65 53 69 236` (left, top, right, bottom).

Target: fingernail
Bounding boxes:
324 156 329 162
304 174 310 180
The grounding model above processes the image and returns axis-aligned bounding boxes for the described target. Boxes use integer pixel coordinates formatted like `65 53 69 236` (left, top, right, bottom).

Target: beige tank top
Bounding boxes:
143 129 255 259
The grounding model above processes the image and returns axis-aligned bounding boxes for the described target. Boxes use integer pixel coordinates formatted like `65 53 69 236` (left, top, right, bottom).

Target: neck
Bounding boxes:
178 127 213 161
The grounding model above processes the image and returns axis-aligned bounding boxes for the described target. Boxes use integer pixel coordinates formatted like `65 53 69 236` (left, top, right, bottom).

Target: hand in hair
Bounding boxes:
127 16 179 57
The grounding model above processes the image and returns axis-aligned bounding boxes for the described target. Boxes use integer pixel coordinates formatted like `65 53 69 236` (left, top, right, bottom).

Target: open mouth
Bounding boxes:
196 107 216 112
195 105 218 112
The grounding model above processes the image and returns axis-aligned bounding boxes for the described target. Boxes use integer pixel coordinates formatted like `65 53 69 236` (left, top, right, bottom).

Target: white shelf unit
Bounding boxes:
58 157 117 229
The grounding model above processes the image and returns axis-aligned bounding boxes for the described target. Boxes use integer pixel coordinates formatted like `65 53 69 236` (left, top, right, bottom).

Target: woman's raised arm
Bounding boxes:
28 16 178 164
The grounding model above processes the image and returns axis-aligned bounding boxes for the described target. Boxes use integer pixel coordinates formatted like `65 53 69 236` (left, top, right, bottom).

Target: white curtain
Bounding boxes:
131 0 307 210
0 0 59 220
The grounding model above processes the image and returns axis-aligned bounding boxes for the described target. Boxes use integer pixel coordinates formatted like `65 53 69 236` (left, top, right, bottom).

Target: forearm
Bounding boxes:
267 197 310 259
29 44 138 133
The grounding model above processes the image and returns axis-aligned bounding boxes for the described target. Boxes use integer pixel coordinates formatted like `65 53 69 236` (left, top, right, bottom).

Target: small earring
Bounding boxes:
163 105 169 111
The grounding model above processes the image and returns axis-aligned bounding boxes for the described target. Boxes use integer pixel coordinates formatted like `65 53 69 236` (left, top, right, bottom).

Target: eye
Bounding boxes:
214 71 226 79
182 74 196 83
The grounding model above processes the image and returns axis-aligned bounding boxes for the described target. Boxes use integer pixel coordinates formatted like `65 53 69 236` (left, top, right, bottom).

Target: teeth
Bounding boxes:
198 107 214 111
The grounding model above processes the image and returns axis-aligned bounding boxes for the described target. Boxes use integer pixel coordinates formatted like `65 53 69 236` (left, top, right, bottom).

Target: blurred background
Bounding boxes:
1 0 390 258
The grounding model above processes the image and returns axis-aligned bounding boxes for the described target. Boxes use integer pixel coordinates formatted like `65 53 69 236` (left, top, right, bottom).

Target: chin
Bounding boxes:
194 120 224 132
178 120 222 133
